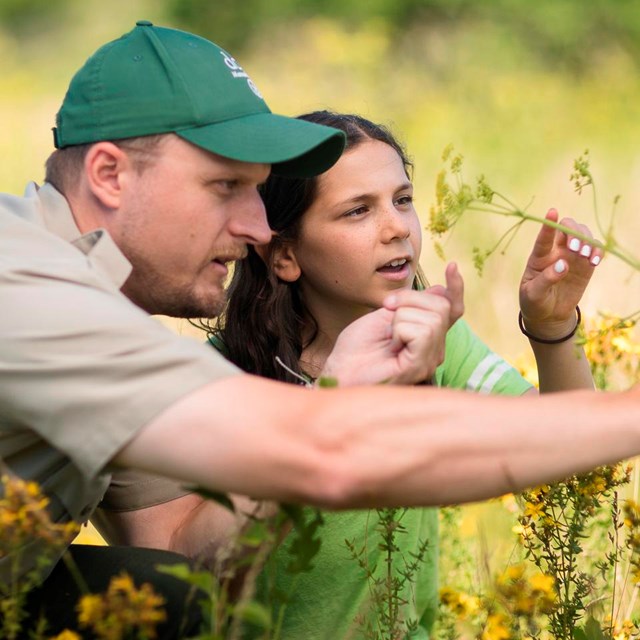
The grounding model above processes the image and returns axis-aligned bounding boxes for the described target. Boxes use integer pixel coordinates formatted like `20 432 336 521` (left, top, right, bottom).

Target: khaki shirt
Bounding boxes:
0 183 240 582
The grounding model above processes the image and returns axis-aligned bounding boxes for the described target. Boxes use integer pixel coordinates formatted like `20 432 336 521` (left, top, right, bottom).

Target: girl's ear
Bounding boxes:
257 241 301 282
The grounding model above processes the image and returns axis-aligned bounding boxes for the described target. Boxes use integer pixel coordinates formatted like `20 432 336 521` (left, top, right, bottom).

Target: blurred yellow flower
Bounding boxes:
0 474 79 558
50 631 82 640
503 564 526 582
77 594 104 626
482 613 511 640
528 573 555 595
439 586 480 618
76 572 167 640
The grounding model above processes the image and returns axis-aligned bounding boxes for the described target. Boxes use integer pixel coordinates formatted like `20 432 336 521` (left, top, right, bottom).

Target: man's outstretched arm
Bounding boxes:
115 374 640 509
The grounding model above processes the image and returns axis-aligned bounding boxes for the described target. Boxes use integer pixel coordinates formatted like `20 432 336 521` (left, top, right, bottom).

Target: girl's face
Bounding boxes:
288 138 422 322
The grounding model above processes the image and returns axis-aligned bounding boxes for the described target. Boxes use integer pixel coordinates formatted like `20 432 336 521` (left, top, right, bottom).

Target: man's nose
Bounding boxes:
232 194 273 245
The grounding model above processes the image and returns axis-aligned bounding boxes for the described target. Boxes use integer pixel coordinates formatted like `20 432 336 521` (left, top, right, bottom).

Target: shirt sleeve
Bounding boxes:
434 319 532 396
0 238 241 483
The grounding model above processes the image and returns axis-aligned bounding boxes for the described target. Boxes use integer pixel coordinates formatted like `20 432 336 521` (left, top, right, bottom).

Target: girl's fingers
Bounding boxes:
562 219 603 265
444 262 464 322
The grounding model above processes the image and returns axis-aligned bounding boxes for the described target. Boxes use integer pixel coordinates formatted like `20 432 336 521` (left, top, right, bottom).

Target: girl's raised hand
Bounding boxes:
321 263 465 386
424 261 465 328
382 262 465 384
519 208 602 340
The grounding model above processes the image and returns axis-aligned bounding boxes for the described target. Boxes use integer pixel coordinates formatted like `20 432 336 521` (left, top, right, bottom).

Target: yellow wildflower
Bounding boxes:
511 522 534 542
502 564 526 583
482 613 511 640
439 586 479 618
528 573 555 595
511 593 536 616
109 572 135 593
0 474 79 558
77 572 167 639
624 499 640 528
50 631 82 640
77 594 104 626
523 501 545 519
612 334 640 355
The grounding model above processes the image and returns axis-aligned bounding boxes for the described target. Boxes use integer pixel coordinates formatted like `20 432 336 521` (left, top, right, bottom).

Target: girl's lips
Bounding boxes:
376 262 412 281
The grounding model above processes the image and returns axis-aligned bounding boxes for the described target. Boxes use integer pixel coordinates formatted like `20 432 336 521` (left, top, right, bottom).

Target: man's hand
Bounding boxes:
321 263 464 386
519 208 602 340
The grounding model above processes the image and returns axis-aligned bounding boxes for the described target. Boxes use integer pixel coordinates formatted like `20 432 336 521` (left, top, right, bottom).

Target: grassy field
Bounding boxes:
3 0 640 573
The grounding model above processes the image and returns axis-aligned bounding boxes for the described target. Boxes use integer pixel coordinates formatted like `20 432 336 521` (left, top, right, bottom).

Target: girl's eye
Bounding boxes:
343 206 368 218
396 194 414 206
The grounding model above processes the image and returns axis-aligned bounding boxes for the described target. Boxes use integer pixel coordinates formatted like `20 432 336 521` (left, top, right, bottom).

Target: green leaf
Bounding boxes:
280 503 306 527
286 509 324 573
187 486 236 512
317 375 339 387
156 563 217 595
234 601 272 629
574 617 607 640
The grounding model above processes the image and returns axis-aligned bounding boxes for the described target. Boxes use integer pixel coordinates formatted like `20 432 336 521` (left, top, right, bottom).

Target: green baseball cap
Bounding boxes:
52 20 345 177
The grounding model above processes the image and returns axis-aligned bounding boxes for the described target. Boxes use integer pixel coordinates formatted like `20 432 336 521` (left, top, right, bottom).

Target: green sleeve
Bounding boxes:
434 319 532 396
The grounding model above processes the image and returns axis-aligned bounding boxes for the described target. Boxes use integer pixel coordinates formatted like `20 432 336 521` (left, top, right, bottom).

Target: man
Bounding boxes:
1 20 639 638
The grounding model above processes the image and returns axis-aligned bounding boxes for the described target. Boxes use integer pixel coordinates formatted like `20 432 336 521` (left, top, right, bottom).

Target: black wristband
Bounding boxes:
518 306 581 344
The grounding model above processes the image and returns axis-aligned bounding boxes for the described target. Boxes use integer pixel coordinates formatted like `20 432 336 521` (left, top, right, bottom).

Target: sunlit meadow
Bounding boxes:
3 1 640 637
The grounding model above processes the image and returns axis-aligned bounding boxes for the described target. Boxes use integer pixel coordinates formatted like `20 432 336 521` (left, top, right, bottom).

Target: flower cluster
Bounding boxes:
514 464 632 640
481 613 510 640
569 150 593 195
0 473 79 558
580 313 640 390
439 586 480 619
429 145 640 276
50 631 82 640
0 473 81 640
623 499 640 584
76 572 167 640
428 145 474 238
494 564 557 618
427 145 529 275
445 564 558 640
609 618 640 640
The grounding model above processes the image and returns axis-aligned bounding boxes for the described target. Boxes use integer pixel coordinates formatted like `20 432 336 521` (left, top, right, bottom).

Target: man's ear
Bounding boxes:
256 241 301 282
83 142 131 210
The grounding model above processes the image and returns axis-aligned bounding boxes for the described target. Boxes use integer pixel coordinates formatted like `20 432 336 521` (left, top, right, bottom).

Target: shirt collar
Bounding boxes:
31 182 132 290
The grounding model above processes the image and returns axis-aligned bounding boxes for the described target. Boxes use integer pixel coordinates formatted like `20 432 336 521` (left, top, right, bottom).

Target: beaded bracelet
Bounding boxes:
518 306 581 344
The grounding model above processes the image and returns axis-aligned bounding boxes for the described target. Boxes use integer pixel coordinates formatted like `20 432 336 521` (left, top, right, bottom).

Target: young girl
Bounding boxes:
210 111 600 638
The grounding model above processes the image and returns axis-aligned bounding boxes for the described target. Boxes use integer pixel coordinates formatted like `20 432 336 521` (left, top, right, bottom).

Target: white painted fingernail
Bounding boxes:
580 245 592 258
554 259 566 274
591 255 601 266
569 238 581 252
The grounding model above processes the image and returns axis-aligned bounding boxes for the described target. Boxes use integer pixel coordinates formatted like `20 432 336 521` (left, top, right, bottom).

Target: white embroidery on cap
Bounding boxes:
220 51 264 100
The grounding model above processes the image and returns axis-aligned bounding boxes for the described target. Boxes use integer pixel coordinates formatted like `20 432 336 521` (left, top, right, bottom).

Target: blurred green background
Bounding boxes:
2 0 639 360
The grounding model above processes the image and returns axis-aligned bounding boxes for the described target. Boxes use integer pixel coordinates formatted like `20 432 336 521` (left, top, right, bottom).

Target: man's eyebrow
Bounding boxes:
201 176 239 186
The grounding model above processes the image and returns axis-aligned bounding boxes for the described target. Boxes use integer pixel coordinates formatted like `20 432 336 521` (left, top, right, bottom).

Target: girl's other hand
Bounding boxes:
519 208 602 340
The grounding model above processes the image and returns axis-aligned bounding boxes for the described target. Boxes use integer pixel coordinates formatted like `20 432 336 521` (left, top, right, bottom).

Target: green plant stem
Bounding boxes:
465 204 640 271
387 533 393 640
610 493 619 636
271 573 301 640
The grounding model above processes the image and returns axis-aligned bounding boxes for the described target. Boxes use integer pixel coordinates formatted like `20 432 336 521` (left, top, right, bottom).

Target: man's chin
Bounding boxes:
156 293 226 320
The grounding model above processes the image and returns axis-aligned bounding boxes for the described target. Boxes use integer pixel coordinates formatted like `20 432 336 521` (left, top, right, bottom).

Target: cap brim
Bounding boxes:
177 112 345 178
